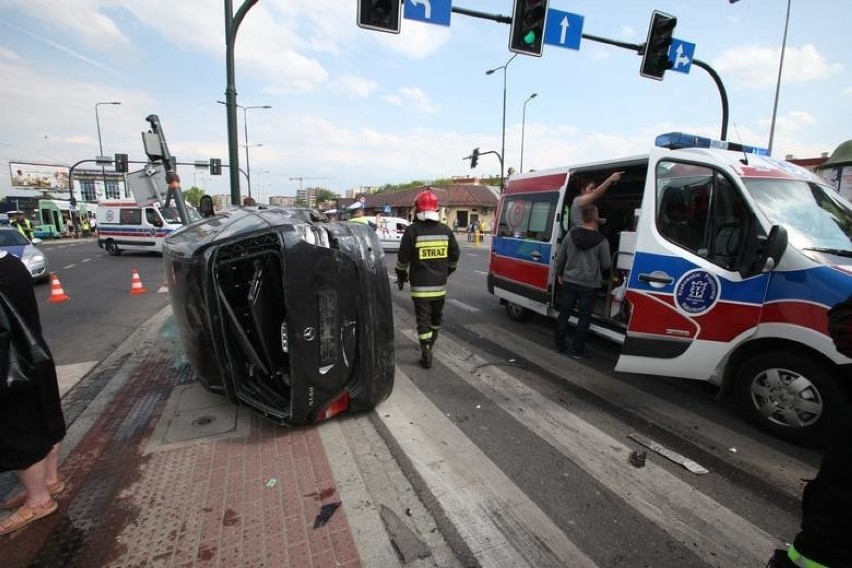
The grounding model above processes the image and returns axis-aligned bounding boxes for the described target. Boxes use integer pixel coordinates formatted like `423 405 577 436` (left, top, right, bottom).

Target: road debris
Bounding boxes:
629 450 647 468
628 433 709 475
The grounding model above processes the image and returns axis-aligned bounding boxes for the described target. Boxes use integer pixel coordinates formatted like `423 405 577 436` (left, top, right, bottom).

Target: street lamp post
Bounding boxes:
217 100 271 198
486 53 518 189
520 93 538 173
95 101 121 203
768 0 791 156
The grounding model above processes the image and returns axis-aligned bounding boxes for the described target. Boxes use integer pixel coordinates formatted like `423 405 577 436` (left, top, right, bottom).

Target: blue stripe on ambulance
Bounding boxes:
764 265 851 307
492 236 552 266
628 252 768 304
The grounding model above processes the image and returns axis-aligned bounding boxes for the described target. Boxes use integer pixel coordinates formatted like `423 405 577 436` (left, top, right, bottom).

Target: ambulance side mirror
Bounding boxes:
754 225 788 275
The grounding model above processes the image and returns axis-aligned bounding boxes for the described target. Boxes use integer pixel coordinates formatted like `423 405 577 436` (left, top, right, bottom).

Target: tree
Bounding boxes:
183 186 204 207
314 188 337 207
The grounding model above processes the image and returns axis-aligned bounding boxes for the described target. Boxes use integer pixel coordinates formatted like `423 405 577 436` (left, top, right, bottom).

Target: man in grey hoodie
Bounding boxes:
554 206 611 358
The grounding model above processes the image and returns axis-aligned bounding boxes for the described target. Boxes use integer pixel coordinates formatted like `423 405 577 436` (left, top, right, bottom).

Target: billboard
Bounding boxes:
9 162 70 191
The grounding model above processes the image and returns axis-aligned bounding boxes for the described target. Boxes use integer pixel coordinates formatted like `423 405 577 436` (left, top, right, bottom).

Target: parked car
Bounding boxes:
364 216 410 252
162 206 395 426
0 226 50 283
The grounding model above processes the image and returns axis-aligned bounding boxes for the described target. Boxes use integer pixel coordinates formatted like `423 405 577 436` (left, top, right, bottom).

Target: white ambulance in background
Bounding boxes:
96 200 196 255
488 132 852 445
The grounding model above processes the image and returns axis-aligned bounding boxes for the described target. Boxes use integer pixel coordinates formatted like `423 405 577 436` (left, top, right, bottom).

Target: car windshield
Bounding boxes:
0 230 30 246
743 178 852 254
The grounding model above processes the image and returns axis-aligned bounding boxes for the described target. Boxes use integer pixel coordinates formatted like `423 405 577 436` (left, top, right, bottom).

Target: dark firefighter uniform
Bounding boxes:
395 219 460 368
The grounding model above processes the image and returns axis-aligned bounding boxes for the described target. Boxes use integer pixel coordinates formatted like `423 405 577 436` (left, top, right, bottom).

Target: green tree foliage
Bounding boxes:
314 188 337 207
183 186 204 207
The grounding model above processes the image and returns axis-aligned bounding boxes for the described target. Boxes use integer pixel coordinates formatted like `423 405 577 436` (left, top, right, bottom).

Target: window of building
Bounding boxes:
80 179 97 202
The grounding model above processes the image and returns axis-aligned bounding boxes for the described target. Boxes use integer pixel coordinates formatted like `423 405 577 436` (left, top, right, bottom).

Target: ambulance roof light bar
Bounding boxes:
655 132 770 156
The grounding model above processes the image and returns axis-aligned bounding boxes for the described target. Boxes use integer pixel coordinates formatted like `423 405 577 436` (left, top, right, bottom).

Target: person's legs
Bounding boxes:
44 443 61 487
555 284 578 353
413 299 434 368
571 286 596 357
429 297 446 347
17 458 52 508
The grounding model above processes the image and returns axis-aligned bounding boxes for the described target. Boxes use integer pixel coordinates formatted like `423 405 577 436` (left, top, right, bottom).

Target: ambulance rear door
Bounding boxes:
489 171 568 315
615 147 771 382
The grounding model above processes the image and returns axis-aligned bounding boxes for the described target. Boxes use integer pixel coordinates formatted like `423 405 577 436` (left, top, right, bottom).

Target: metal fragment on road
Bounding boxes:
629 450 647 468
628 433 709 475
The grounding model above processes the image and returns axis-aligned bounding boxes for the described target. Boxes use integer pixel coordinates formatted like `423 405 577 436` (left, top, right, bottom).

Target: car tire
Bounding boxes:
105 241 121 256
505 302 533 322
735 351 839 446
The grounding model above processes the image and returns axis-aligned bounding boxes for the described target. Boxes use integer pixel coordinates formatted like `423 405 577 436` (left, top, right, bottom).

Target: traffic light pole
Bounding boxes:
446 7 730 140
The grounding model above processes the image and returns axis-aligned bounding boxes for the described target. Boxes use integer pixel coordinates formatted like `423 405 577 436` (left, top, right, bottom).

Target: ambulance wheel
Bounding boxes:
105 241 122 256
505 302 533 322
735 351 838 446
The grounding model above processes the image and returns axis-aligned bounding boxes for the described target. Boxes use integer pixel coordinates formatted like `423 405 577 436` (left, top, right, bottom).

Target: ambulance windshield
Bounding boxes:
743 179 852 254
160 206 201 225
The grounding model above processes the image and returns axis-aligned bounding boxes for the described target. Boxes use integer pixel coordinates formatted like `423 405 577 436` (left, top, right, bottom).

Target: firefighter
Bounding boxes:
395 189 460 369
768 295 852 568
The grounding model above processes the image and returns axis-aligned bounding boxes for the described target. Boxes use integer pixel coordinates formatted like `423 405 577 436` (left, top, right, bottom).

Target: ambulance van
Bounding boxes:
96 200 192 255
488 132 852 444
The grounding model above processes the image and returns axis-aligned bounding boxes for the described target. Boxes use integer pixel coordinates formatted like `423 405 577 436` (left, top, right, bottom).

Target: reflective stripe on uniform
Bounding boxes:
411 285 447 299
788 545 830 568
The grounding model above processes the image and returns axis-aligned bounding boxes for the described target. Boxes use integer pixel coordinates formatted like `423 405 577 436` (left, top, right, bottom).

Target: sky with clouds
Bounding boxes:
1 0 849 202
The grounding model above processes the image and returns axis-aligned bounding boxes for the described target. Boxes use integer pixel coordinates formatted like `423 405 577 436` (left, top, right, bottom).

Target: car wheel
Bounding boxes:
735 351 838 446
505 302 533 322
105 241 121 256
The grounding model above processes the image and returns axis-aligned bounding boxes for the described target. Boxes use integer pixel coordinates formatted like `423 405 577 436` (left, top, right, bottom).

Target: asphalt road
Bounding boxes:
35 238 172 367
34 234 825 566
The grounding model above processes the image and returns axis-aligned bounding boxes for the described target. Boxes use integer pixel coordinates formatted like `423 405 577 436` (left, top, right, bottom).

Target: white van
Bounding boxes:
96 200 195 255
488 132 852 444
364 215 410 252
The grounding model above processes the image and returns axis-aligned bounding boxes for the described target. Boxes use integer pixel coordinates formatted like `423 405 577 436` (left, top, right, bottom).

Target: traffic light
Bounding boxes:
210 158 222 176
640 10 677 80
114 153 128 173
470 148 480 169
509 0 549 57
357 0 401 34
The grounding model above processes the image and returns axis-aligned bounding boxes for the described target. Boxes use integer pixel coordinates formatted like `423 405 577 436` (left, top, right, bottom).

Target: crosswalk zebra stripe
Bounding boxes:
470 322 815 498
426 329 781 568
379 367 599 567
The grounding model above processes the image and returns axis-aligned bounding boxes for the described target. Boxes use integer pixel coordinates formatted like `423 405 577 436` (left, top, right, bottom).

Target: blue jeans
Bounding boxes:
554 282 596 355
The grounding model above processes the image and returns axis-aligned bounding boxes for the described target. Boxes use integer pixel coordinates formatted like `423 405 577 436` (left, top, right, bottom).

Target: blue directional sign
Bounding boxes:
404 0 452 27
668 38 696 74
544 9 584 50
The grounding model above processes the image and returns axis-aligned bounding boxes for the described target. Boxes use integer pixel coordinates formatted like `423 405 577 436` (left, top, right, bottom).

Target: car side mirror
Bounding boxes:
199 195 215 218
31 237 43 245
750 224 788 275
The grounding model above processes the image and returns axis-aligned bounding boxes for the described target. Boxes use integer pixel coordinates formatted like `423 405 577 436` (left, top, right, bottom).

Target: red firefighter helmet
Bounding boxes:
414 189 440 221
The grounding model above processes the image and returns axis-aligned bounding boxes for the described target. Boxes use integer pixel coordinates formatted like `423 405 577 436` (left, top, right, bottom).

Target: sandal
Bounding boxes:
0 480 66 510
0 498 58 536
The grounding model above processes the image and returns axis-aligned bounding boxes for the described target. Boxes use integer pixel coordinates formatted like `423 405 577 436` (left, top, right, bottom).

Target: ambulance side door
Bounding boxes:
615 152 770 380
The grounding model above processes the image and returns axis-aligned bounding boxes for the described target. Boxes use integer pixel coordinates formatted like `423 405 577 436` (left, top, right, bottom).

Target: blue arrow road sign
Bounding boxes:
544 9 584 50
404 0 452 27
668 39 696 74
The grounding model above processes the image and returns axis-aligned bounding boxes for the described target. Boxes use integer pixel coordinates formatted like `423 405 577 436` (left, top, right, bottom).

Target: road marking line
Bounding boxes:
63 264 76 269
447 299 479 312
470 322 815 497
426 329 780 567
474 270 488 275
380 362 598 568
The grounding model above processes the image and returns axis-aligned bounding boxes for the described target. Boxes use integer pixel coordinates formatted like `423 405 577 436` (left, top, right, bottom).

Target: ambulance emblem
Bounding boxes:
674 269 720 315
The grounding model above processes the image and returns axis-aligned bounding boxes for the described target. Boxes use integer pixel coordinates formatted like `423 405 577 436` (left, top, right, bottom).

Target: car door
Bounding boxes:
615 150 771 381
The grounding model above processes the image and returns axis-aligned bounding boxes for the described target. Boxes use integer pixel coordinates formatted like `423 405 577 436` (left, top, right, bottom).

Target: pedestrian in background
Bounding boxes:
0 251 67 535
554 205 611 359
768 295 852 568
395 189 460 369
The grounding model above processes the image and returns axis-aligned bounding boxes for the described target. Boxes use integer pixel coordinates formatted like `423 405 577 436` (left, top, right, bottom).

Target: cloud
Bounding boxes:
374 20 451 58
843 86 852 95
381 87 435 112
713 44 843 89
336 75 378 98
1 0 129 50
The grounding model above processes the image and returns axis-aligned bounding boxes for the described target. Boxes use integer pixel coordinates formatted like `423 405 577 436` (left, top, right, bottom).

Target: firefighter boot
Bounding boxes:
420 341 433 369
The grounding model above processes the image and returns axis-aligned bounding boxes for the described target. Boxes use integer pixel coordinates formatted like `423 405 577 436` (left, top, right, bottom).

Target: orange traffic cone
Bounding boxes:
129 269 148 295
48 273 70 304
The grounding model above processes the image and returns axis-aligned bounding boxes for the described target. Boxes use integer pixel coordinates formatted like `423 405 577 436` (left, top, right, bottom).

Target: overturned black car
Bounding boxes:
162 207 395 425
